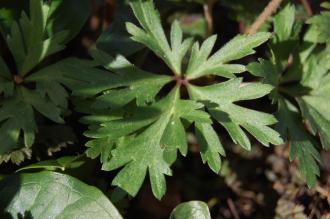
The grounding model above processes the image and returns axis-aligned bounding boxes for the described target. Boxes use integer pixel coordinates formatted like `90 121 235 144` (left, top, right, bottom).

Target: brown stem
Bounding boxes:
203 1 214 36
247 0 284 35
14 75 24 85
299 0 313 17
227 198 240 219
173 75 189 87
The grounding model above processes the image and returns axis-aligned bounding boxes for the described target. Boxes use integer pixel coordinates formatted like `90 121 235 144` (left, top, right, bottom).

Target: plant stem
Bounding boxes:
299 0 313 17
203 1 214 36
247 0 284 35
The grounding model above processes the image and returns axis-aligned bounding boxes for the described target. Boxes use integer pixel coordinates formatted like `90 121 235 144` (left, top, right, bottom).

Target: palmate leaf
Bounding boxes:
83 0 280 199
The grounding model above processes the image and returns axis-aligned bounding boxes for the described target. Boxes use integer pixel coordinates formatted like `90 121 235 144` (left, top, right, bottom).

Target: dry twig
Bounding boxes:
299 0 313 17
247 0 284 35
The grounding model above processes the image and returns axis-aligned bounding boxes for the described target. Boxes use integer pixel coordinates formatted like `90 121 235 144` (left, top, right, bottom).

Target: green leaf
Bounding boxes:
5 0 68 75
301 46 330 89
127 0 193 74
196 122 225 173
0 57 14 97
273 4 296 42
304 2 330 44
170 201 211 219
247 59 279 87
0 97 37 155
96 0 143 56
0 171 123 219
16 155 85 172
0 0 28 35
90 88 209 199
186 32 271 79
75 49 173 107
188 78 283 150
47 0 91 44
276 99 321 187
298 74 330 150
80 0 280 200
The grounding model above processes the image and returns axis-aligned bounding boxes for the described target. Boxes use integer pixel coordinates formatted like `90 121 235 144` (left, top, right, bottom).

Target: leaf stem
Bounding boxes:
299 0 313 17
203 1 215 36
14 75 24 85
173 75 189 87
247 0 284 35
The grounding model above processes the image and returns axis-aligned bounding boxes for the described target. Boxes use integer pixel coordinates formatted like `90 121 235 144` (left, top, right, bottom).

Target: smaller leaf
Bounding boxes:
16 155 85 172
170 201 211 219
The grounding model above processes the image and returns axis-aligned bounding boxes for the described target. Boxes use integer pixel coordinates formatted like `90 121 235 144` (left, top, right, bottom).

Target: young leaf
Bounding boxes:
170 201 211 219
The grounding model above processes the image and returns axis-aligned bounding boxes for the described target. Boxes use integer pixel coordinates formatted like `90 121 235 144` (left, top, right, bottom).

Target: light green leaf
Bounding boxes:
170 201 211 219
16 155 85 172
273 4 296 42
186 32 271 79
188 78 283 150
96 88 209 199
196 122 225 173
304 3 330 43
127 0 193 74
0 171 123 219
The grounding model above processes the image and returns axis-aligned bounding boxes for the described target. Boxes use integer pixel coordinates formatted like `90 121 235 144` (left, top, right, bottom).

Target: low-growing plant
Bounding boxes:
0 0 329 218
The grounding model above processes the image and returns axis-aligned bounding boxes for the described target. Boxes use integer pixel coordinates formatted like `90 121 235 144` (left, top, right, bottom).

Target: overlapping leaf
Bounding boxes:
304 2 330 44
247 3 329 187
0 0 94 159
